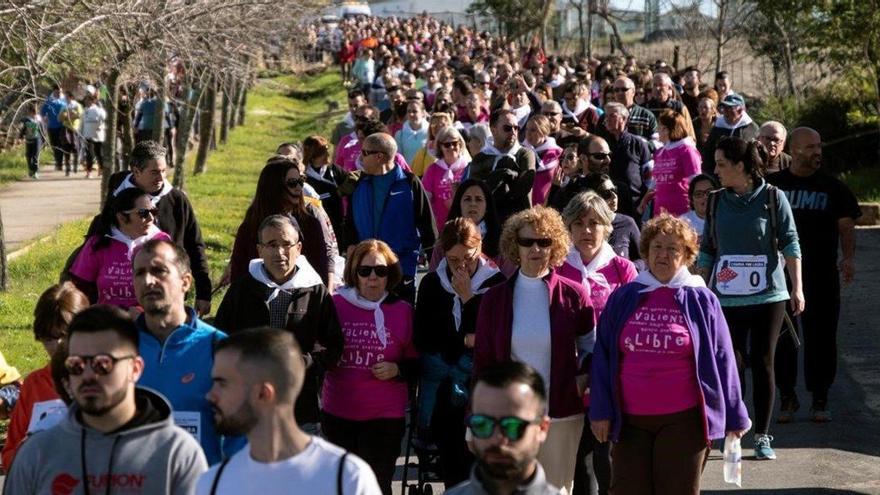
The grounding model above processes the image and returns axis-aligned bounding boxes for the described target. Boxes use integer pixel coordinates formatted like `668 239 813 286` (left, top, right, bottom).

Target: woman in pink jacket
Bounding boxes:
651 110 702 217
524 115 563 207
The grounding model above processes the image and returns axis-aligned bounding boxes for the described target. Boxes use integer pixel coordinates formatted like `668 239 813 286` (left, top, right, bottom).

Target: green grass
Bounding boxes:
840 167 880 203
0 70 347 375
0 149 30 186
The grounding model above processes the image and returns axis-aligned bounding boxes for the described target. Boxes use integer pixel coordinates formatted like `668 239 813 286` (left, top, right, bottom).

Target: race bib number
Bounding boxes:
173 411 201 441
714 255 768 296
27 400 67 434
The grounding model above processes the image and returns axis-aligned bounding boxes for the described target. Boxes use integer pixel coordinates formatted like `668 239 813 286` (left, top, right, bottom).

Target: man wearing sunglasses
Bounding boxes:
446 361 559 495
343 133 437 303
133 239 244 465
78 140 214 316
465 109 537 221
5 305 207 494
215 215 343 436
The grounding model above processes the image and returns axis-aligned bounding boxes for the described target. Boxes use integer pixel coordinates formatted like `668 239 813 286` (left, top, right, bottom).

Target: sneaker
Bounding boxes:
811 401 832 423
777 394 800 423
754 434 777 460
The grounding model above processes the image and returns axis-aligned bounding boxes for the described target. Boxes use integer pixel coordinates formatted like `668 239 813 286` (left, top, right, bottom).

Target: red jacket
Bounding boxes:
474 269 594 418
2 365 59 470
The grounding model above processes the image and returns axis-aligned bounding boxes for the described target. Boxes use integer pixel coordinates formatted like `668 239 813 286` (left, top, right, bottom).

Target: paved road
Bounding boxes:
0 165 100 257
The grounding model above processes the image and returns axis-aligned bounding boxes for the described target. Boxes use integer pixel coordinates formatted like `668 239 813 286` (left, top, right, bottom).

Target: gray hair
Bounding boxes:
604 102 630 119
257 214 302 244
562 191 614 240
467 124 491 148
363 133 397 159
759 121 788 140
541 100 562 113
435 126 465 147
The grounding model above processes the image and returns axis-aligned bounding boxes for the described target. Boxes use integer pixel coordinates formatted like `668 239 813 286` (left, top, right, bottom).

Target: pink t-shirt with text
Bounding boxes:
652 140 702 217
558 255 637 324
322 295 419 421
618 287 701 415
422 161 467 227
69 232 171 308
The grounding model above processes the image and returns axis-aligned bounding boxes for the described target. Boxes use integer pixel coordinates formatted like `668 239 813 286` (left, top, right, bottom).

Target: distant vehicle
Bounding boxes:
338 1 371 18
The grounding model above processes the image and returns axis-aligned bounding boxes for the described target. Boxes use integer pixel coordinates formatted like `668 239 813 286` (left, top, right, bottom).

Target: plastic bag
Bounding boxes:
723 433 743 487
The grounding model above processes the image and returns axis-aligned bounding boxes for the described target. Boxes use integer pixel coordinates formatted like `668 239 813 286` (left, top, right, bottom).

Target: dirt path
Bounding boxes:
0 165 100 257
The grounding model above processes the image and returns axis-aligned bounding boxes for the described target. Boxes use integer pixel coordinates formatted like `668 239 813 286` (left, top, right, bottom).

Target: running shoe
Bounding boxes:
754 434 777 460
811 400 832 423
777 394 800 423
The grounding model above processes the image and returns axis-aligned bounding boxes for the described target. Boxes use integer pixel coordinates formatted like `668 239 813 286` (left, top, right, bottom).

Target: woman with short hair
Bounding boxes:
422 126 469 227
651 109 702 217
474 206 594 493
302 135 347 239
591 214 751 494
524 114 564 207
323 239 419 495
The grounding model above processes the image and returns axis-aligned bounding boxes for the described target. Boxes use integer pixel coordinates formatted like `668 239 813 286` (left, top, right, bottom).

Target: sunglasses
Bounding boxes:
542 111 560 117
466 414 542 442
612 87 632 93
440 141 461 148
126 207 159 220
502 124 519 133
356 265 389 278
597 187 618 199
516 237 553 248
286 177 305 188
64 354 136 376
589 152 611 160
361 149 383 157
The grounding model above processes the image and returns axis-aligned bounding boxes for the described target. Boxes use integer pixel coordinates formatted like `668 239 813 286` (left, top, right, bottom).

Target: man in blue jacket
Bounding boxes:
133 239 244 464
343 132 437 302
40 85 68 172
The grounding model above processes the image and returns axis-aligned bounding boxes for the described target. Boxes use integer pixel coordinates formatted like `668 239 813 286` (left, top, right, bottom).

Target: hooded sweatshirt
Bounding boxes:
395 120 429 165
3 387 207 495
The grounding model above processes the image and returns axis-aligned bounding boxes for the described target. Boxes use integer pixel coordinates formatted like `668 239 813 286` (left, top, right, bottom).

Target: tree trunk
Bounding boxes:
236 81 248 127
173 82 204 190
714 0 726 75
586 0 594 59
220 82 231 144
597 9 629 57
101 70 121 205
119 89 134 173
151 80 166 142
539 0 554 50
0 207 7 291
193 76 216 175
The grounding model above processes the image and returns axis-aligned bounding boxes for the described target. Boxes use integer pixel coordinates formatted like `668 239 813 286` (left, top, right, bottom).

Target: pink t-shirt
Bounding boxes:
69 232 171 308
322 295 419 421
618 288 701 415
531 144 563 206
652 140 702 217
335 134 361 172
422 160 467 227
558 255 637 324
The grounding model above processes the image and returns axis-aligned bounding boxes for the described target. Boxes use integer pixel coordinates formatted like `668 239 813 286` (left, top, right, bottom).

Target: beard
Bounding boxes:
475 445 532 481
76 383 128 416
214 400 259 436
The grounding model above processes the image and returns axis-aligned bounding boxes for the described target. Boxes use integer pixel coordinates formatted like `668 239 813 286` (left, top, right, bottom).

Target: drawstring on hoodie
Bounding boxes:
81 428 122 495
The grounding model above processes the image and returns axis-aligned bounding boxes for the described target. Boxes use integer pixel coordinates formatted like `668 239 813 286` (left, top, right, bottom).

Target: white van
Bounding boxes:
338 2 371 18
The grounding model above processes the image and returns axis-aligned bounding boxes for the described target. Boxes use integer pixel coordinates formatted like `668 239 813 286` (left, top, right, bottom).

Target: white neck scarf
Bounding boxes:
525 137 562 172
108 225 163 260
565 242 616 290
434 156 468 183
635 266 706 293
113 173 173 207
336 286 390 348
248 257 323 304
402 119 428 136
562 99 589 120
305 164 334 185
481 141 522 172
436 256 500 331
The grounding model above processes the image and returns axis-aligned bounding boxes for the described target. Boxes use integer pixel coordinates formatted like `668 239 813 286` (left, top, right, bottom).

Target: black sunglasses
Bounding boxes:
361 149 383 157
612 87 632 93
466 414 542 442
598 187 618 199
502 124 519 133
65 354 136 376
440 141 460 148
286 177 305 188
126 207 159 220
356 265 389 278
589 152 611 160
516 237 553 248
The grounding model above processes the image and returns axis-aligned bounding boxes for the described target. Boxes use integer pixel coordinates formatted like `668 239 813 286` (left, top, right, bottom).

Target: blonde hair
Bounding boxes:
639 213 699 265
500 206 570 267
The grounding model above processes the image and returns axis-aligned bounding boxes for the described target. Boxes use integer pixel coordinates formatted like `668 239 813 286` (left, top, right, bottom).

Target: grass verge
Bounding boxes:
840 167 880 203
0 70 347 375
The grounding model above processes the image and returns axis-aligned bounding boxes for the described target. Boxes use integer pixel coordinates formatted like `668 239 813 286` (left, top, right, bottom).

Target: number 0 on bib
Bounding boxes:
714 255 769 296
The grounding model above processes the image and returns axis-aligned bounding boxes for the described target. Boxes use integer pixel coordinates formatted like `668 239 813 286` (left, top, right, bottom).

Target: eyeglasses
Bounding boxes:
542 111 560 117
447 250 479 266
440 141 461 149
597 187 618 199
502 124 519 133
125 207 159 220
759 135 783 144
466 414 542 442
589 152 611 160
516 237 553 248
361 149 383 157
286 177 305 188
612 87 632 93
259 241 299 251
693 189 711 199
356 265 389 278
65 354 136 376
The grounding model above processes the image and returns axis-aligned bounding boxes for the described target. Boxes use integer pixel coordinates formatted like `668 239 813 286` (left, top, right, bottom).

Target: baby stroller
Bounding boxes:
401 380 442 495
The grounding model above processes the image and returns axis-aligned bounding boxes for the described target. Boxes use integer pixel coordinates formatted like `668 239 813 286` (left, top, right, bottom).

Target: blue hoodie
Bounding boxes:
40 95 67 129
137 308 245 465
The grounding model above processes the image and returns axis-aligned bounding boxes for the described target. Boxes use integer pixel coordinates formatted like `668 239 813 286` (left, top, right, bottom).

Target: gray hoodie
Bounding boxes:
445 463 561 495
4 387 208 495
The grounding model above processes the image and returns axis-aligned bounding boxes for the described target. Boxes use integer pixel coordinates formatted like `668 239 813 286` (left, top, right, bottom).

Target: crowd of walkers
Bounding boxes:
3 13 860 495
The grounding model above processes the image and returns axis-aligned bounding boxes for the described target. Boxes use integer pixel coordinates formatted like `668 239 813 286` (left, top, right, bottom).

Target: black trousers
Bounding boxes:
322 411 406 495
723 301 786 435
573 413 611 495
25 139 41 175
775 275 840 403
47 127 65 170
84 139 103 172
431 379 474 488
